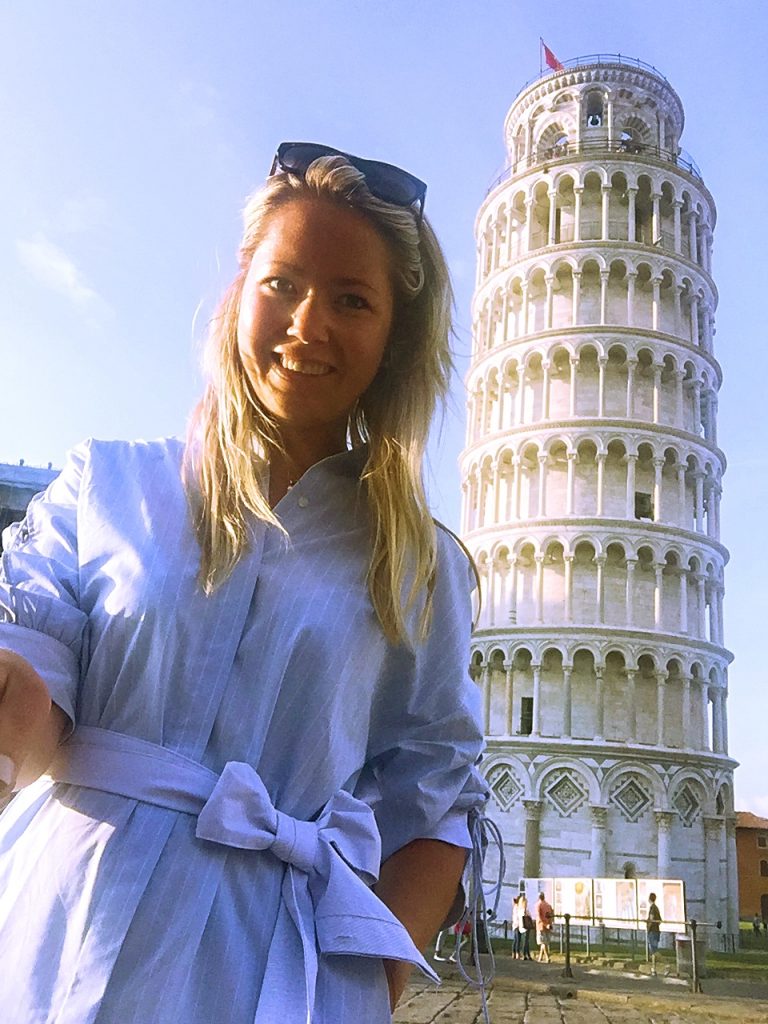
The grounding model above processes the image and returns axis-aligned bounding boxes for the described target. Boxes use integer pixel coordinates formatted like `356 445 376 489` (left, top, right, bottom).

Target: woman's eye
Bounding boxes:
263 277 294 294
338 293 371 311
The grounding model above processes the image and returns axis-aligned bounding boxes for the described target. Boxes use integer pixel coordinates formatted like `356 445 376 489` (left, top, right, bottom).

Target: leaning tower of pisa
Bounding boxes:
461 54 738 942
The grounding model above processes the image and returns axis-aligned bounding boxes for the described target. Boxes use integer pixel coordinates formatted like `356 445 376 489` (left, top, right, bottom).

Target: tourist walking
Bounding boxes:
534 890 554 963
646 892 663 975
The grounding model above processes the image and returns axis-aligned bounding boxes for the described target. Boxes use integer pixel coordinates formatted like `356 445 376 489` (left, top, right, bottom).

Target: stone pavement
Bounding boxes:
392 960 768 1023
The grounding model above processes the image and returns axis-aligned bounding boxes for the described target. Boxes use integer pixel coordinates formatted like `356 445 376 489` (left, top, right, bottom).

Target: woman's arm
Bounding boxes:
374 838 467 1010
0 649 68 794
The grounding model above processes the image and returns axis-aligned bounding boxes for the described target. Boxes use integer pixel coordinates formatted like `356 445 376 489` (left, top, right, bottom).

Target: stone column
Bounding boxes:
626 270 636 325
651 276 661 332
542 359 551 418
656 670 668 746
674 370 685 427
545 276 554 329
496 373 506 430
573 268 581 323
601 184 611 240
655 810 674 878
513 456 523 519
653 458 664 522
569 355 579 415
487 562 497 627
625 558 637 626
504 662 514 736
713 688 725 753
573 187 583 241
703 815 724 945
594 666 605 741
596 453 606 516
694 472 705 532
595 555 606 624
691 380 702 433
590 806 608 877
535 555 545 623
523 800 543 878
654 562 664 629
625 669 637 740
562 664 573 738
673 199 682 251
521 282 530 336
651 192 661 245
597 356 607 416
524 198 534 251
679 569 688 634
537 454 548 517
705 481 716 539
599 270 609 324
548 190 557 246
492 459 502 523
690 293 700 347
564 554 574 623
682 674 692 747
677 463 687 527
509 556 519 624
626 358 637 416
627 187 637 242
566 452 576 515
652 364 662 424
688 211 699 264
515 365 526 425
700 679 711 750
625 454 637 517
673 285 683 337
710 393 719 447
482 661 491 734
532 662 542 736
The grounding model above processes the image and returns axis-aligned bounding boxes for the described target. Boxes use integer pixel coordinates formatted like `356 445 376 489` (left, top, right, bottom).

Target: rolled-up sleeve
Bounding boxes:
0 442 90 726
366 529 488 863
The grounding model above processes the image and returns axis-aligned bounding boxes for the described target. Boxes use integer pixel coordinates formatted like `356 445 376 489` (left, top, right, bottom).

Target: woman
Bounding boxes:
0 145 487 1023
511 895 522 959
517 891 533 960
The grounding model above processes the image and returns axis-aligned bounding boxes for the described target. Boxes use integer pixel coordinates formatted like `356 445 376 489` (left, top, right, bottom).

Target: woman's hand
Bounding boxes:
0 649 67 795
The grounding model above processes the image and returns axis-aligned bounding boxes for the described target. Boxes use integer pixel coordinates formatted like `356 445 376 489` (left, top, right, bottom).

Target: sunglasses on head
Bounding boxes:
269 141 427 226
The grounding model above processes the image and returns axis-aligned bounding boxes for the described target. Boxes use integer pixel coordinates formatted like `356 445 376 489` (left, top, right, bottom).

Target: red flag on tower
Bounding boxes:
541 39 564 72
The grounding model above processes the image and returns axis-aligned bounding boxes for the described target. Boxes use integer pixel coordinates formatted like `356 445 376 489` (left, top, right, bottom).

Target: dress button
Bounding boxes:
297 496 310 508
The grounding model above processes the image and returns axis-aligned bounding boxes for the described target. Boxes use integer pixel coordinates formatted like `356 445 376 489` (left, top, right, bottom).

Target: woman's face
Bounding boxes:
236 196 395 454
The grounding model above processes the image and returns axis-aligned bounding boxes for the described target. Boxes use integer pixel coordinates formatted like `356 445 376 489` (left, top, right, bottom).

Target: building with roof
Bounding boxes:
735 812 768 923
0 461 58 550
461 53 737 945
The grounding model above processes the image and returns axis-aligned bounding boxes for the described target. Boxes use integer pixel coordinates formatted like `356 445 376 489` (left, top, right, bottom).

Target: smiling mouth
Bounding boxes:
276 354 334 377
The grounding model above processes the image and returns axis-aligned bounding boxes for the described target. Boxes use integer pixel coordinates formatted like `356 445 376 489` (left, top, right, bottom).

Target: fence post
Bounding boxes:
689 918 703 994
563 913 574 978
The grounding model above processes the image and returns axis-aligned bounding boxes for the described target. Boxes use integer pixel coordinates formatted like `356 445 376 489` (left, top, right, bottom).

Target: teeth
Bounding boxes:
279 355 332 376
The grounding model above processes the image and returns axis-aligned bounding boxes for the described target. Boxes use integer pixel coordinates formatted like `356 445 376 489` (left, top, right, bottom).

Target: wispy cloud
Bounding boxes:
16 234 112 319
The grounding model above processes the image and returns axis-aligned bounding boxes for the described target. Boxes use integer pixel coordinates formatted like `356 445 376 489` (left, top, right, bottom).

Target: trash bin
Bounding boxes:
674 934 707 978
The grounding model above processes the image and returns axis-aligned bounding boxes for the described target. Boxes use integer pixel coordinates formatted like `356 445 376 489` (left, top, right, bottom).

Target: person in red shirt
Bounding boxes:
534 891 554 963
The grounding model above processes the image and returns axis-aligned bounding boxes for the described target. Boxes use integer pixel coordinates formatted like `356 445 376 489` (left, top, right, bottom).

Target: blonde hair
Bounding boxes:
185 156 454 645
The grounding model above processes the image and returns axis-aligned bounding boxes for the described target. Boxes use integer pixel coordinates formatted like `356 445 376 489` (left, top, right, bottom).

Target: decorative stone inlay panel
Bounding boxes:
544 769 589 818
486 763 523 811
672 783 702 827
609 774 653 823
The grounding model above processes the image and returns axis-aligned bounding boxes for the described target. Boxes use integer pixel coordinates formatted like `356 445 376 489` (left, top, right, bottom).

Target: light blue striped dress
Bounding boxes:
0 438 486 1024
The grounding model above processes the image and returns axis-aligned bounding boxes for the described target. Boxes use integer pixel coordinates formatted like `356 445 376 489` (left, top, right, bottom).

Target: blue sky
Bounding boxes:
2 1 766 814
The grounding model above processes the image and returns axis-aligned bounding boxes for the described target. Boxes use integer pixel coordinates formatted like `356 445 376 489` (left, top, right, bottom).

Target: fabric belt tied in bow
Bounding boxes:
48 726 438 1023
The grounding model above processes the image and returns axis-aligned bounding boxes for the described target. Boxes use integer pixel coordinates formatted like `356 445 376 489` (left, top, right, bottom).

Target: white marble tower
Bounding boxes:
461 54 737 944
